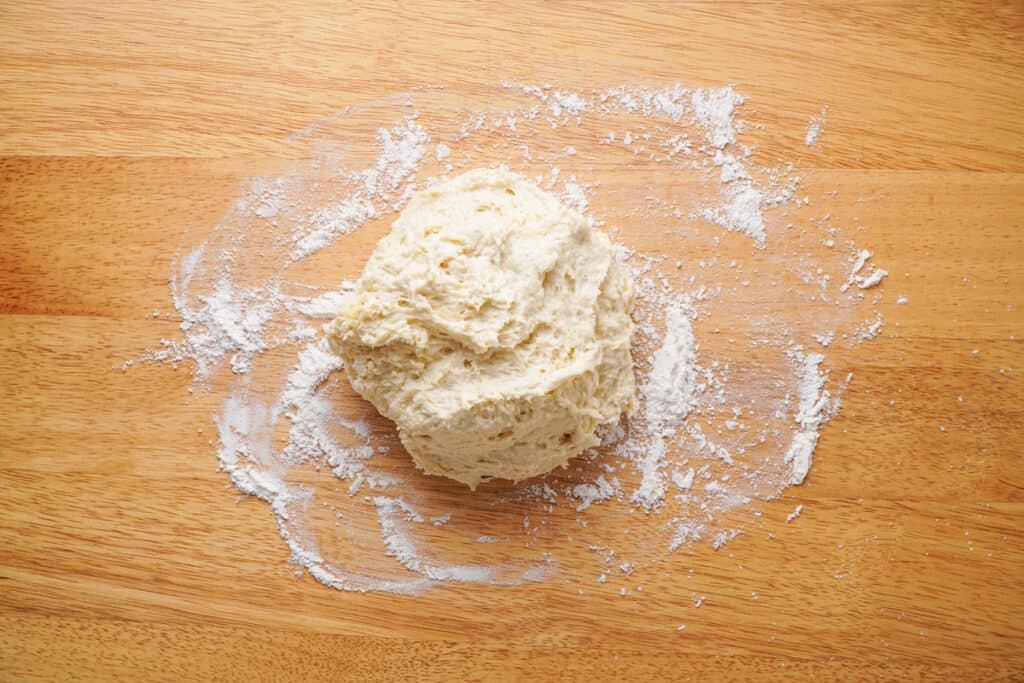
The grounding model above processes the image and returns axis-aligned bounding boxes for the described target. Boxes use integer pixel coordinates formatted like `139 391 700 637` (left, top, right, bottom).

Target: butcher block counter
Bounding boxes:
1 2 1022 680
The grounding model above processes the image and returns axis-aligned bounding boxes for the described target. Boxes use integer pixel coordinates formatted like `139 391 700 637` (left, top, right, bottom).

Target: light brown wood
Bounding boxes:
2 2 1022 680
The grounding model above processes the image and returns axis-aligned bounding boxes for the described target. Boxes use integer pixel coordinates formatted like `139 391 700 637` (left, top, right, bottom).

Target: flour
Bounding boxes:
858 268 889 290
672 468 695 491
699 184 766 243
292 198 377 261
840 248 890 292
167 275 282 378
643 306 698 430
805 107 827 145
628 305 700 510
631 438 670 511
813 331 835 347
786 504 804 523
561 182 589 213
374 497 493 583
291 118 427 260
859 314 885 341
133 78 892 600
851 249 872 276
290 282 356 319
783 350 832 485
691 88 745 149
571 476 617 512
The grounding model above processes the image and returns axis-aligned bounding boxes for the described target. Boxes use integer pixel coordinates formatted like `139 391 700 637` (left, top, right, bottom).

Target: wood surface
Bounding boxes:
2 1 1023 680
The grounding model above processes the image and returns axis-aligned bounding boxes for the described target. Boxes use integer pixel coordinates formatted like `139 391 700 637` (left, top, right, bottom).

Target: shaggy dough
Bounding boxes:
326 168 636 488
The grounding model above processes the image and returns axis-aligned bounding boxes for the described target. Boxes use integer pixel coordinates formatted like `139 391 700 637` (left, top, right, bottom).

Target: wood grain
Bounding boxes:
1 2 1022 680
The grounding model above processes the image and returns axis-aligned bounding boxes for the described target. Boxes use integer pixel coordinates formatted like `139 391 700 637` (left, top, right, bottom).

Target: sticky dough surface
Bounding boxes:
327 168 636 488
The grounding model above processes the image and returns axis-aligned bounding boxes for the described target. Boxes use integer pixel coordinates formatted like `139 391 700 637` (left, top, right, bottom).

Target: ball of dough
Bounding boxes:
326 168 636 488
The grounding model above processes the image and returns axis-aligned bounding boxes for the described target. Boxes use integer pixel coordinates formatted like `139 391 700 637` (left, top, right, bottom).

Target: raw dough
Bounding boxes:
326 168 636 488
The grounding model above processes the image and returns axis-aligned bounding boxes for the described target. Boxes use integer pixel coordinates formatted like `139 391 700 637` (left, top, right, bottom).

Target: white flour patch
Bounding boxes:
691 87 745 149
859 268 889 290
806 107 827 145
783 350 833 485
644 306 698 428
786 504 804 523
699 184 766 243
630 305 699 511
571 475 617 512
859 314 886 341
131 79 891 598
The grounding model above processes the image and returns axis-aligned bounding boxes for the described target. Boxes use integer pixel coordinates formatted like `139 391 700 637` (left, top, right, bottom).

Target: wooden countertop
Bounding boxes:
1 2 1022 680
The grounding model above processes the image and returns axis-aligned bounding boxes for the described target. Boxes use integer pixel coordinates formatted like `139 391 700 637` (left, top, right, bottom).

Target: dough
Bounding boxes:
326 168 636 488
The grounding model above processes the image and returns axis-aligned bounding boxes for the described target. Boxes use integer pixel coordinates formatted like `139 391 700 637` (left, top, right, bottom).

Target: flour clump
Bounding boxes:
327 168 636 488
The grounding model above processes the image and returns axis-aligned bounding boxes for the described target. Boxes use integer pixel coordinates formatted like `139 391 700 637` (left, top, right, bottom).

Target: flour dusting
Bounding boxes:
806 107 827 145
130 79 891 599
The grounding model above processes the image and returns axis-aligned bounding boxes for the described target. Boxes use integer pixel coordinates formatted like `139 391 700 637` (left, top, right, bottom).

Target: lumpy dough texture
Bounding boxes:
326 168 636 488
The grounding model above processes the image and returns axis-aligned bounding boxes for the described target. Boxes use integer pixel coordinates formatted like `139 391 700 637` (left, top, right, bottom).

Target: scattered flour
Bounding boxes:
859 315 886 341
132 78 891 600
672 468 695 492
644 306 699 430
841 248 888 292
859 268 889 290
691 88 745 149
700 184 766 244
630 306 699 510
783 351 832 485
786 504 804 523
571 476 617 512
805 107 827 145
